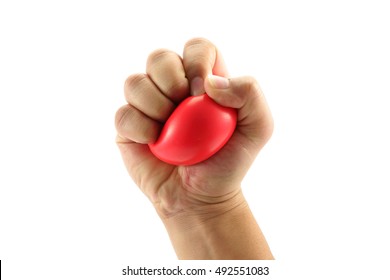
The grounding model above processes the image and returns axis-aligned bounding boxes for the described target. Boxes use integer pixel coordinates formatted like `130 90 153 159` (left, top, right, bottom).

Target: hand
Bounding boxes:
115 38 274 259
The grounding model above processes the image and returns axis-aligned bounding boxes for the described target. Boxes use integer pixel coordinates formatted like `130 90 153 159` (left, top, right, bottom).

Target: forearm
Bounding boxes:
160 190 274 260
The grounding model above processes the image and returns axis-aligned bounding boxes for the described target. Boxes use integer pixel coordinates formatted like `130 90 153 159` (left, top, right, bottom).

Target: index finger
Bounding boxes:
183 38 229 95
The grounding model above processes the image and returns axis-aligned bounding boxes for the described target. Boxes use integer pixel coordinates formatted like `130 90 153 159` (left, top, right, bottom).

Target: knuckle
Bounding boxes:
183 38 216 78
115 105 159 143
114 105 131 131
147 48 176 65
184 37 212 49
242 76 263 97
124 73 147 91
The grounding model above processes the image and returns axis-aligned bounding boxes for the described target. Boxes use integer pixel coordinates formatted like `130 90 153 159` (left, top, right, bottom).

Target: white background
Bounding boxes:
1 0 389 279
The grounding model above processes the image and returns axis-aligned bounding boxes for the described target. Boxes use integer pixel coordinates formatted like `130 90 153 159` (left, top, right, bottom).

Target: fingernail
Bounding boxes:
208 75 230 89
191 76 204 96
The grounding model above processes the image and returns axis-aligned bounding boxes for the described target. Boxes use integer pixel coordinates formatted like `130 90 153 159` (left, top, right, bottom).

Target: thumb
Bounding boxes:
205 75 274 146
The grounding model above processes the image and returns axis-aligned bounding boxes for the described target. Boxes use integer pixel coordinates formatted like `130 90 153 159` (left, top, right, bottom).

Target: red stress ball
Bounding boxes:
148 93 237 165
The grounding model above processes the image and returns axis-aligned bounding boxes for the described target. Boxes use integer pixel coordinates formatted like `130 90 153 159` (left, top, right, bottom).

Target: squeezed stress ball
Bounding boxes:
148 93 237 166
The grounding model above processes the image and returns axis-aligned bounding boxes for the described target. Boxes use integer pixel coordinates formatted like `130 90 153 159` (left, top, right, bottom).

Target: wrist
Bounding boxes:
159 188 246 230
159 190 273 260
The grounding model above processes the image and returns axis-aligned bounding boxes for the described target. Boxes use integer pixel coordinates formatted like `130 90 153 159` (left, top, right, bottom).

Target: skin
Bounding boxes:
115 38 274 260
